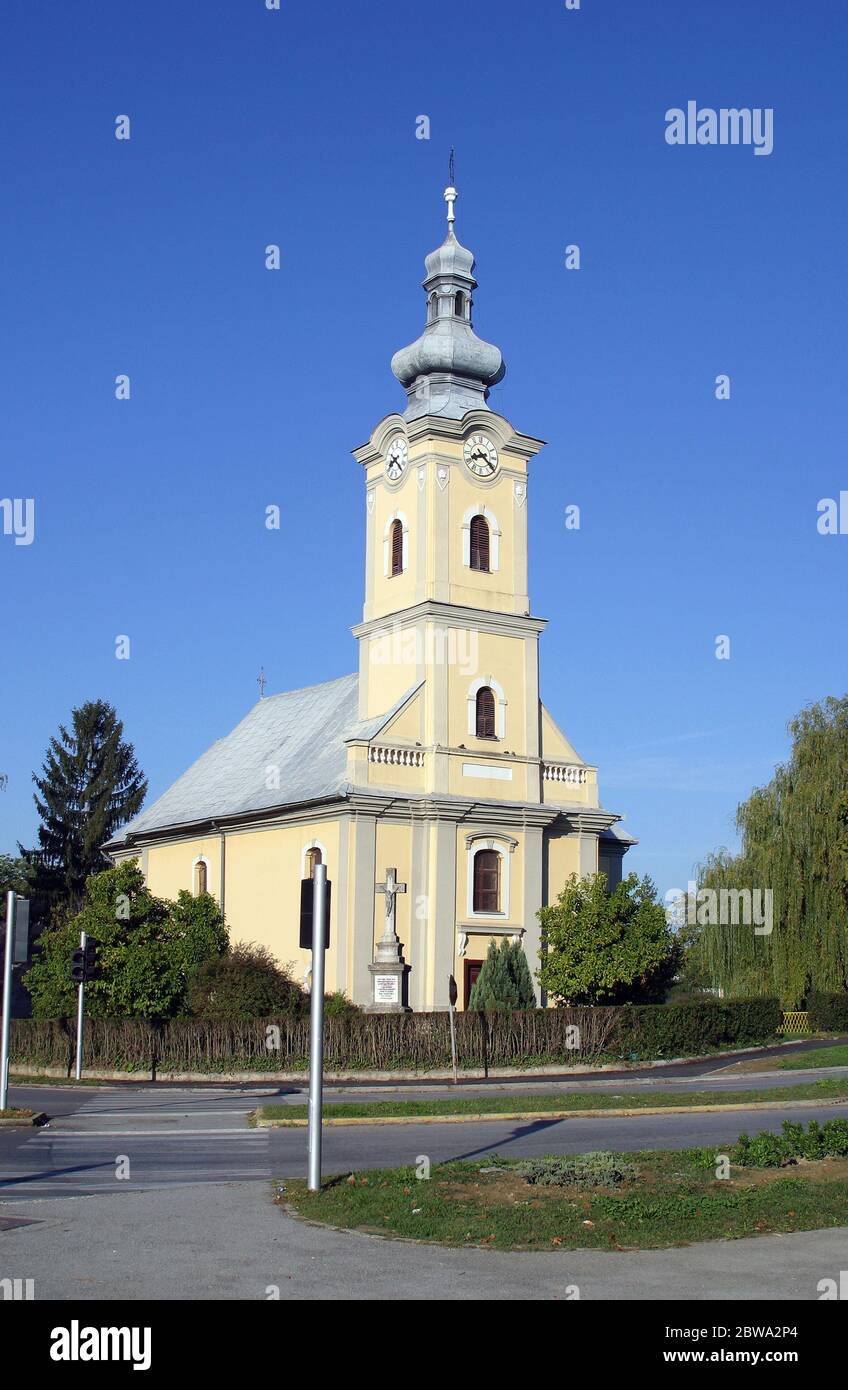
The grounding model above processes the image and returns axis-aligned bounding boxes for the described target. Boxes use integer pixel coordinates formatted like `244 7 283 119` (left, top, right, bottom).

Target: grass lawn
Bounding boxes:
256 1076 848 1124
779 1045 848 1071
281 1148 848 1251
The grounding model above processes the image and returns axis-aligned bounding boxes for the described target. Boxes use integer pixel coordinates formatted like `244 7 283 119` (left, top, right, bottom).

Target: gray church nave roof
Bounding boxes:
104 671 397 848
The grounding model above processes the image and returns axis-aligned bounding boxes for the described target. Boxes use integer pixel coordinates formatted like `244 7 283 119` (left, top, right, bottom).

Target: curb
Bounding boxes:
252 1094 848 1128
0 1111 48 1128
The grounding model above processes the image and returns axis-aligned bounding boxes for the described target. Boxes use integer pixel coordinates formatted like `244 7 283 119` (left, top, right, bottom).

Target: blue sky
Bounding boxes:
1 0 846 900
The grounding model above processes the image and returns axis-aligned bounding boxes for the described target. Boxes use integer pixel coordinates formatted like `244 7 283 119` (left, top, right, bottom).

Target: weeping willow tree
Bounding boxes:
695 696 848 1007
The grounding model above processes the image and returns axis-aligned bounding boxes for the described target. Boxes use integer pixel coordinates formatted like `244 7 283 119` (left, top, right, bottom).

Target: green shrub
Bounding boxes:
613 997 780 1059
187 943 304 1020
822 1119 848 1156
807 992 848 1032
730 1131 787 1168
731 1118 848 1168
517 1151 636 1188
469 939 536 1011
322 991 360 1018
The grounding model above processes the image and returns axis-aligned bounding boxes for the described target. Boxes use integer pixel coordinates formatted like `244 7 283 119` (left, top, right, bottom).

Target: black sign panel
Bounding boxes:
299 879 331 951
12 898 30 964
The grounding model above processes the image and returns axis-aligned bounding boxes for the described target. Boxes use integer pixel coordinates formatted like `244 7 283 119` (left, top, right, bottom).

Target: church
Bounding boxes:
104 180 635 1012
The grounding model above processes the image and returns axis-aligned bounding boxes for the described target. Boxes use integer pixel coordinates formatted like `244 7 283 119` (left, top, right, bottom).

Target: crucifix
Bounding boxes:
375 867 406 937
257 667 267 699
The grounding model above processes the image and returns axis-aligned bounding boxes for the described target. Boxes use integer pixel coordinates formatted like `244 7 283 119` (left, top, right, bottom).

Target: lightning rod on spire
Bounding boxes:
444 148 457 229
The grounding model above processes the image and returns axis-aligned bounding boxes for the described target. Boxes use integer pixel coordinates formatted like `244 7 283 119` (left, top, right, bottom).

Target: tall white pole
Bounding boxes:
0 891 15 1111
307 864 327 1192
74 930 87 1082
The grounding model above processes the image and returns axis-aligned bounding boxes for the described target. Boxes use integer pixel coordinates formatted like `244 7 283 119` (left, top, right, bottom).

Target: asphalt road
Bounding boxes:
2 1072 848 1200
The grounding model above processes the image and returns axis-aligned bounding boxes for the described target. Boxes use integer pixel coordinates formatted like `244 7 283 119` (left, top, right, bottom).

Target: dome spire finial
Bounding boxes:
444 148 457 229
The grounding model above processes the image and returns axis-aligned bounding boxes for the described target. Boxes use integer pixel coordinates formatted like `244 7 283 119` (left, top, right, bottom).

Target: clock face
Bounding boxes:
385 437 408 481
464 433 498 477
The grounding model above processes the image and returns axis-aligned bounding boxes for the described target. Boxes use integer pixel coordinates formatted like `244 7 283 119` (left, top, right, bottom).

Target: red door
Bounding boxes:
464 959 484 1009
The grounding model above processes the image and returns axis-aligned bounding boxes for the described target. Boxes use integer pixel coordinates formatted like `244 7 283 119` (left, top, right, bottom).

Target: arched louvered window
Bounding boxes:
306 847 322 878
476 685 496 738
193 860 207 896
470 514 490 572
429 293 438 322
454 291 464 317
390 519 403 576
473 849 500 913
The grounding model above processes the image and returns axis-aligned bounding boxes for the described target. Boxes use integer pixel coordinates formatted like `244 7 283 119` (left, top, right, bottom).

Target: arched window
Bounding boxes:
473 849 500 913
305 846 322 878
390 519 403 576
193 860 207 896
469 514 490 571
428 293 438 322
475 686 496 738
454 291 464 317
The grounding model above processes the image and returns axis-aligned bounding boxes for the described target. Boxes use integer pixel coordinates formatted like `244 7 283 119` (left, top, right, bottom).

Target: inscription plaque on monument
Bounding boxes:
374 974 400 1004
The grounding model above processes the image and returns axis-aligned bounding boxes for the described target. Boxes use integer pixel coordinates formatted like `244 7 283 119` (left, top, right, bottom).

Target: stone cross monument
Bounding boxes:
368 867 410 1013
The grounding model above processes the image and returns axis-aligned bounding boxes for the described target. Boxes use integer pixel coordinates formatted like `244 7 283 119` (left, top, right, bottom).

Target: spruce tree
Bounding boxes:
468 938 537 1011
23 701 147 914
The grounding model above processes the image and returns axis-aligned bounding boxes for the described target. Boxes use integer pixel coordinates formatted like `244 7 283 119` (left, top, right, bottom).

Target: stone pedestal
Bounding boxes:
367 926 411 1013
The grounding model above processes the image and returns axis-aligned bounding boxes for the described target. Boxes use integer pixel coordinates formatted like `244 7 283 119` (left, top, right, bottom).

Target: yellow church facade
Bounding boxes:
105 183 635 1011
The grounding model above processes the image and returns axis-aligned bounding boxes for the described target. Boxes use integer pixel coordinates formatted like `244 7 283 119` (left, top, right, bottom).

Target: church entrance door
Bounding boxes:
463 959 484 1009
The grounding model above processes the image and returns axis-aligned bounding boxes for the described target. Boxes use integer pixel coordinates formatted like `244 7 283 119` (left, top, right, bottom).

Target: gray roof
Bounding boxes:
600 823 639 847
106 673 416 848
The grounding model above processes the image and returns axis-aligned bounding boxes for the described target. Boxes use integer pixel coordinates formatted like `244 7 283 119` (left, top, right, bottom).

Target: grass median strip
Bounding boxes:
279 1146 848 1251
779 1045 848 1071
254 1077 848 1126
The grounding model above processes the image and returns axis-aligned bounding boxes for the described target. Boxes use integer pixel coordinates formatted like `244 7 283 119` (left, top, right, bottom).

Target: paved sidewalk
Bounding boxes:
1 1181 844 1300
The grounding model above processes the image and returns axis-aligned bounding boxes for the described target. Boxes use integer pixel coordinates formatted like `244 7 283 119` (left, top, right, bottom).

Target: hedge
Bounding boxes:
615 997 782 1059
9 997 781 1075
807 991 848 1032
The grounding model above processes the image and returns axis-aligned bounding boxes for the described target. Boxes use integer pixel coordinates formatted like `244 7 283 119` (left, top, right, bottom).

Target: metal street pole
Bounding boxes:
74 930 87 1082
0 891 15 1111
447 974 458 1086
307 864 327 1192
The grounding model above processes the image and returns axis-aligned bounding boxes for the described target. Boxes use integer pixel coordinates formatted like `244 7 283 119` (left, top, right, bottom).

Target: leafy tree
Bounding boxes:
22 701 147 914
187 943 304 1019
0 854 31 898
665 914 713 1002
24 860 227 1019
697 696 848 1006
537 872 679 1006
468 937 537 1011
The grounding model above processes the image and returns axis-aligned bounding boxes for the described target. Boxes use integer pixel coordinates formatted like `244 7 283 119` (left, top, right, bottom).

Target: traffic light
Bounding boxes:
84 939 98 981
70 940 98 984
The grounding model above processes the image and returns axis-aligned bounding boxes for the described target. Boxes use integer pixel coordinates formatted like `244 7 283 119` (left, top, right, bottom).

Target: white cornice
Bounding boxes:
352 600 547 640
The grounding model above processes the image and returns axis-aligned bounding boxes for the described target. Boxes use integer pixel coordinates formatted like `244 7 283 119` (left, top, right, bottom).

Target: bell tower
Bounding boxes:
351 178 547 803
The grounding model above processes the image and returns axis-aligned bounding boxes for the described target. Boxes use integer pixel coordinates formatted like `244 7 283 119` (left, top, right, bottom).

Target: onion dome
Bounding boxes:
390 180 505 420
